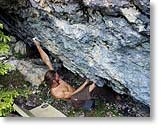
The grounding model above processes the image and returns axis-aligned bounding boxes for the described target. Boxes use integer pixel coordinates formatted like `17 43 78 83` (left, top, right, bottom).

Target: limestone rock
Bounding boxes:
0 0 150 105
7 59 48 86
133 0 150 15
14 41 27 56
10 36 17 43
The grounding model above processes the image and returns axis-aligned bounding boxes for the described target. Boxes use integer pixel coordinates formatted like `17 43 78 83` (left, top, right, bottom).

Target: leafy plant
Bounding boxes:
0 43 10 55
0 23 31 117
0 23 20 116
0 63 11 75
0 23 11 75
0 89 31 116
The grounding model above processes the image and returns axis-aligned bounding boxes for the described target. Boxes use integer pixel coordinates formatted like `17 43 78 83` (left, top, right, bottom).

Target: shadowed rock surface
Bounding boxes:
0 0 150 105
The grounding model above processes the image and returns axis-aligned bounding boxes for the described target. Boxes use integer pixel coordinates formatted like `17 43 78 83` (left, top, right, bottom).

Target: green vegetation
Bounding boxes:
14 52 26 59
0 23 31 116
0 23 11 75
0 69 32 117
0 90 18 117
0 63 11 75
0 89 30 116
84 99 122 117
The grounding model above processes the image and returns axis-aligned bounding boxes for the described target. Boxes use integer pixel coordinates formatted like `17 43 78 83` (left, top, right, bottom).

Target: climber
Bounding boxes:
32 37 96 110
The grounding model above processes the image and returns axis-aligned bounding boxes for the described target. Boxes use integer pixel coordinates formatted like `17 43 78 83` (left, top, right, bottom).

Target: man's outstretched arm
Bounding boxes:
71 79 90 95
33 38 53 70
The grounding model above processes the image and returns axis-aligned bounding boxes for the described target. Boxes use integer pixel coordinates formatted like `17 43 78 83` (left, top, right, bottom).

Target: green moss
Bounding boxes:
14 52 26 59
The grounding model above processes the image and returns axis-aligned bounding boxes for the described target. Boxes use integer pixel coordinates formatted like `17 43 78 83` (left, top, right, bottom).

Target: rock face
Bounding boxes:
0 0 150 105
7 59 48 86
14 41 27 56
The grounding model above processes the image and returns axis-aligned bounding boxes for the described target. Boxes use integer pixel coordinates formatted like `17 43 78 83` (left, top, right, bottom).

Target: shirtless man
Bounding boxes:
32 38 96 101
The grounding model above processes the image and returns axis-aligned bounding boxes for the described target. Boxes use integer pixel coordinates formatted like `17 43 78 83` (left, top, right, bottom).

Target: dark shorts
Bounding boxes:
70 86 94 109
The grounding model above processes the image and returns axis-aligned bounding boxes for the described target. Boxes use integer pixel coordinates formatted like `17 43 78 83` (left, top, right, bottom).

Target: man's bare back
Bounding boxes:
50 78 75 99
50 76 95 99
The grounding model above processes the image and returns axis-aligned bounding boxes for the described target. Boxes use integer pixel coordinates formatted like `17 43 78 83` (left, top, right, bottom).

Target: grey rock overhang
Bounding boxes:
0 0 150 105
